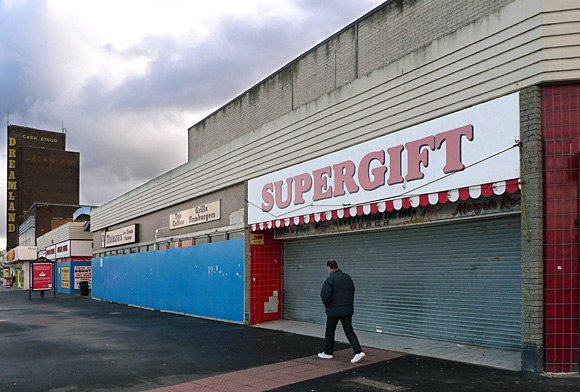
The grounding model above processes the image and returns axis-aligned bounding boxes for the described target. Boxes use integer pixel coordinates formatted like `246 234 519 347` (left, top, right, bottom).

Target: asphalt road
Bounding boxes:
0 288 578 392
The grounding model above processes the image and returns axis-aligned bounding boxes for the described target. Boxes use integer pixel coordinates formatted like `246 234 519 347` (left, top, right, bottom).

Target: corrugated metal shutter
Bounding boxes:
283 215 521 350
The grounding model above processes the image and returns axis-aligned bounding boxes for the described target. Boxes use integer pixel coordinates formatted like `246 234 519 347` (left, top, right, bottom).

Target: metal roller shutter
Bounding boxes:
283 215 521 350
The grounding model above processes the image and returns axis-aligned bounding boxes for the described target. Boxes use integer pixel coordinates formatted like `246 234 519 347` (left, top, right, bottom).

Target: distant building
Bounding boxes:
37 220 93 295
6 125 80 250
19 202 86 246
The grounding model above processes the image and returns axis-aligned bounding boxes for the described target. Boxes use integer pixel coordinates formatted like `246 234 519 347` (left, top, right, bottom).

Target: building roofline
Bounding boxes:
187 0 392 132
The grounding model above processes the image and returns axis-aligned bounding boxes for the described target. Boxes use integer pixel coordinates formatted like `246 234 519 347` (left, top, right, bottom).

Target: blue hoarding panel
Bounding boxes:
57 261 92 294
91 239 244 322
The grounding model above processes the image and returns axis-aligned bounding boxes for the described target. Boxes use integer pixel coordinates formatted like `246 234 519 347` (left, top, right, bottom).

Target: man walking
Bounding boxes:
318 259 366 363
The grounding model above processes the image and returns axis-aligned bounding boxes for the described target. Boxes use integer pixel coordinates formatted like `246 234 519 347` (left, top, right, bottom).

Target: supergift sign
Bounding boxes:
248 93 520 225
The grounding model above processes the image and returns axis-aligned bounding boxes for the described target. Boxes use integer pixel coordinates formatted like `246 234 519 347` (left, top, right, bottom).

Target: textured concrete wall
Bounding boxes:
188 0 514 161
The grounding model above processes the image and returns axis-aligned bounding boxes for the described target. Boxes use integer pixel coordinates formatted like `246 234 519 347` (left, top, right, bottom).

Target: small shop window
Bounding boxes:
180 239 193 247
228 231 244 240
195 236 208 245
210 233 225 243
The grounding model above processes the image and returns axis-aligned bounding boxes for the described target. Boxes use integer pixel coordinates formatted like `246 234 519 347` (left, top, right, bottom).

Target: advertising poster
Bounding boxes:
32 263 53 291
74 266 92 289
61 267 70 289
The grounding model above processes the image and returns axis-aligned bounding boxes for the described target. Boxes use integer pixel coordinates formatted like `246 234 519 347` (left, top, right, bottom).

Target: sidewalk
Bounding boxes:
0 289 577 392
256 319 521 371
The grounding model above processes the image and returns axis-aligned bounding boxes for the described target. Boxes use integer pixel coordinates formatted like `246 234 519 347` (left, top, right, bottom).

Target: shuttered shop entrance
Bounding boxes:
283 215 522 350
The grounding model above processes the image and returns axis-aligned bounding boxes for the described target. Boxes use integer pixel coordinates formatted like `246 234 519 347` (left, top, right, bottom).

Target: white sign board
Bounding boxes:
248 93 520 224
103 224 138 248
55 241 71 259
169 200 221 230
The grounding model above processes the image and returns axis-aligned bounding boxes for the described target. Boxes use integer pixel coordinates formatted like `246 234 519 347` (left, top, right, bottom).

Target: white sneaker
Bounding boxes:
351 352 366 363
318 352 333 359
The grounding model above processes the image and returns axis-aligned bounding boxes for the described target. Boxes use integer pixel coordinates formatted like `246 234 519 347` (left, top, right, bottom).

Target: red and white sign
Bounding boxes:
248 93 520 227
32 263 53 291
46 245 56 260
56 241 71 259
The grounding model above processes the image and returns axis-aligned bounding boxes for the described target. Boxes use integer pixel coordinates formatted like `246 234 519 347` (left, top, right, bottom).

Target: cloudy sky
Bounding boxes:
0 0 384 250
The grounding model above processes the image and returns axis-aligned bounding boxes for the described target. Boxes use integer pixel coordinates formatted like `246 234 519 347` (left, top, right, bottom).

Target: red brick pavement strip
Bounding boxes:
147 347 403 392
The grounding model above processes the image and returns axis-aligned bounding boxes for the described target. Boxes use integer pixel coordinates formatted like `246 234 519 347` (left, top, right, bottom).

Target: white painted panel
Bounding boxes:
70 241 93 257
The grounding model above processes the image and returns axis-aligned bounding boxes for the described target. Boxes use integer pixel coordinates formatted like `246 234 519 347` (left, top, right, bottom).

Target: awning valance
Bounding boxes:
249 179 520 231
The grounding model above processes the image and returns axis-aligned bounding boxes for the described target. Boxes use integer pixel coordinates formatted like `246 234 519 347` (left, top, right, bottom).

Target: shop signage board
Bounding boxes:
250 233 265 245
56 241 71 258
6 246 37 261
169 200 221 230
46 245 56 260
248 93 520 225
103 224 139 248
275 192 521 239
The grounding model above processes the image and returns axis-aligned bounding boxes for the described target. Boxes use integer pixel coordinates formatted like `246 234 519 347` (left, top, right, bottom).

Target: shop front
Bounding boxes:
37 222 93 295
248 93 524 352
5 246 38 289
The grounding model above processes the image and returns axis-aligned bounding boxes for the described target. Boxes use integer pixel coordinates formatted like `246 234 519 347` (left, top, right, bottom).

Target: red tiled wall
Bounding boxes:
250 229 282 325
542 84 580 373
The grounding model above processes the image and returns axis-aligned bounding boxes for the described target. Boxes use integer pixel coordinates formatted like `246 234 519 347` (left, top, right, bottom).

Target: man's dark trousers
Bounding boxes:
324 315 362 355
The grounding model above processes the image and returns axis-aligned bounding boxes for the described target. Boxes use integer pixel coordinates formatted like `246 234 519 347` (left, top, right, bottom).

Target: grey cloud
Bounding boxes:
0 0 383 245
82 0 382 115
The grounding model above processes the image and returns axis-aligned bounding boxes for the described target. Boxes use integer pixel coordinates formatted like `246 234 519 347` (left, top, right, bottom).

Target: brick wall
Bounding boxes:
188 0 514 161
189 69 293 158
292 28 357 109
542 84 580 373
356 0 510 76
520 86 544 372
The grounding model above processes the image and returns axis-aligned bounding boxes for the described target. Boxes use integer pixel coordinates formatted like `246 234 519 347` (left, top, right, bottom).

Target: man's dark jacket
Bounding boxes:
320 269 355 317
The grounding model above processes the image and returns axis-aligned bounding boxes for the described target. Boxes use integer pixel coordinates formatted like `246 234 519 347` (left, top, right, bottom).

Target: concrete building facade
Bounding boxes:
91 0 580 373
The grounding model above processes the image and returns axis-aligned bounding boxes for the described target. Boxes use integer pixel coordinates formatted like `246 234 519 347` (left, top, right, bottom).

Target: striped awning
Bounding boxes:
249 179 520 231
